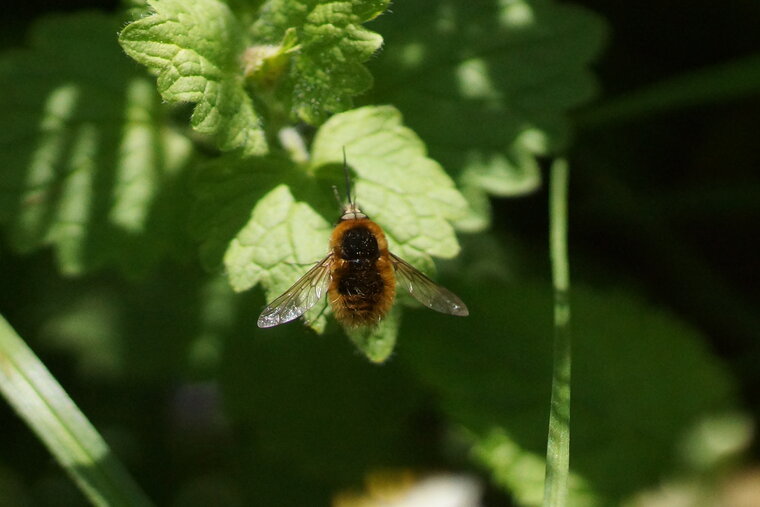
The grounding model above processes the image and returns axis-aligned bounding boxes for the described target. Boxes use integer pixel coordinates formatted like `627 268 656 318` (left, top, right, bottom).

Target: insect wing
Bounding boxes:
391 253 469 316
257 255 332 328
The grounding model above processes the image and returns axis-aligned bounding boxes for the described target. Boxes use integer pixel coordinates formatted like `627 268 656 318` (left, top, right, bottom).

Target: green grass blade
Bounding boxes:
543 159 572 506
0 314 153 507
579 53 760 127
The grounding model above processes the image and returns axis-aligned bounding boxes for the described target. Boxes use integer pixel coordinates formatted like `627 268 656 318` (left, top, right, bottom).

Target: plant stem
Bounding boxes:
0 315 153 507
543 159 572 507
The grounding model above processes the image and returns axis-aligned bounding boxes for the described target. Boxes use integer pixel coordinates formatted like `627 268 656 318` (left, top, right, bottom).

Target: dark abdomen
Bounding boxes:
338 259 385 301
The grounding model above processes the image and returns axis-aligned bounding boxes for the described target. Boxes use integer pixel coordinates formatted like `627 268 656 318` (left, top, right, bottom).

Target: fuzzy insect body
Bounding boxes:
256 166 468 329
328 219 396 327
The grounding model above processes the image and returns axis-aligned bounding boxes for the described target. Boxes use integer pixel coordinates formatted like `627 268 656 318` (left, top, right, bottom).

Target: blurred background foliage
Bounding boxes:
2 0 760 506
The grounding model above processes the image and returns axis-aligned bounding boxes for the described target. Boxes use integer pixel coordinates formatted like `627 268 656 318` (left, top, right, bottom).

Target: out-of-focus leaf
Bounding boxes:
0 467 31 507
220 323 427 503
399 280 738 505
31 263 224 383
0 12 194 276
368 0 607 228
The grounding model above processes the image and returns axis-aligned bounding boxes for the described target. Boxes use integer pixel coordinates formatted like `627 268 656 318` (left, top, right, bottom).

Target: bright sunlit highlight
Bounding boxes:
499 0 535 28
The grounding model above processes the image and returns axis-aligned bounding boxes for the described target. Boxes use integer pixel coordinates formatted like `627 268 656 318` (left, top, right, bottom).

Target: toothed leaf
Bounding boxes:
119 0 268 156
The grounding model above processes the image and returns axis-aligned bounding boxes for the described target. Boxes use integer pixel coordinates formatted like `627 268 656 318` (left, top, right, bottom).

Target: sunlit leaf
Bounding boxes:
311 105 468 266
250 0 390 124
119 0 268 156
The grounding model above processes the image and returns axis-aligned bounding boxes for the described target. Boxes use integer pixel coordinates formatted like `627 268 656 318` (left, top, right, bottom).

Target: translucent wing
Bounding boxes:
390 253 469 316
257 254 333 328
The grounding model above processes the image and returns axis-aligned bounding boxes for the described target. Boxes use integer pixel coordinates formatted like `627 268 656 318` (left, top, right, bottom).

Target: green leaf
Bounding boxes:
35 266 227 383
191 153 338 333
0 314 152 506
226 183 334 332
223 184 330 293
191 106 467 357
119 0 268 156
345 306 401 363
311 105 468 266
250 0 390 124
0 12 194 276
368 0 607 227
399 280 739 505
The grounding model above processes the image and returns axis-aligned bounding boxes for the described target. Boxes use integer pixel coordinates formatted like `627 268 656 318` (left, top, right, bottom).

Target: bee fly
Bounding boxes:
257 156 469 329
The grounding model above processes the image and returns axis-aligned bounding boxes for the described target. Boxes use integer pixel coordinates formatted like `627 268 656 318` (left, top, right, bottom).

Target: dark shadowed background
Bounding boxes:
2 1 760 505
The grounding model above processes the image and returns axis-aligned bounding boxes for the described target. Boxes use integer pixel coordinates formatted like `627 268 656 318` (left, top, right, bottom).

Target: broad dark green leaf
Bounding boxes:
400 280 738 504
220 323 427 498
0 12 194 275
369 0 607 229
